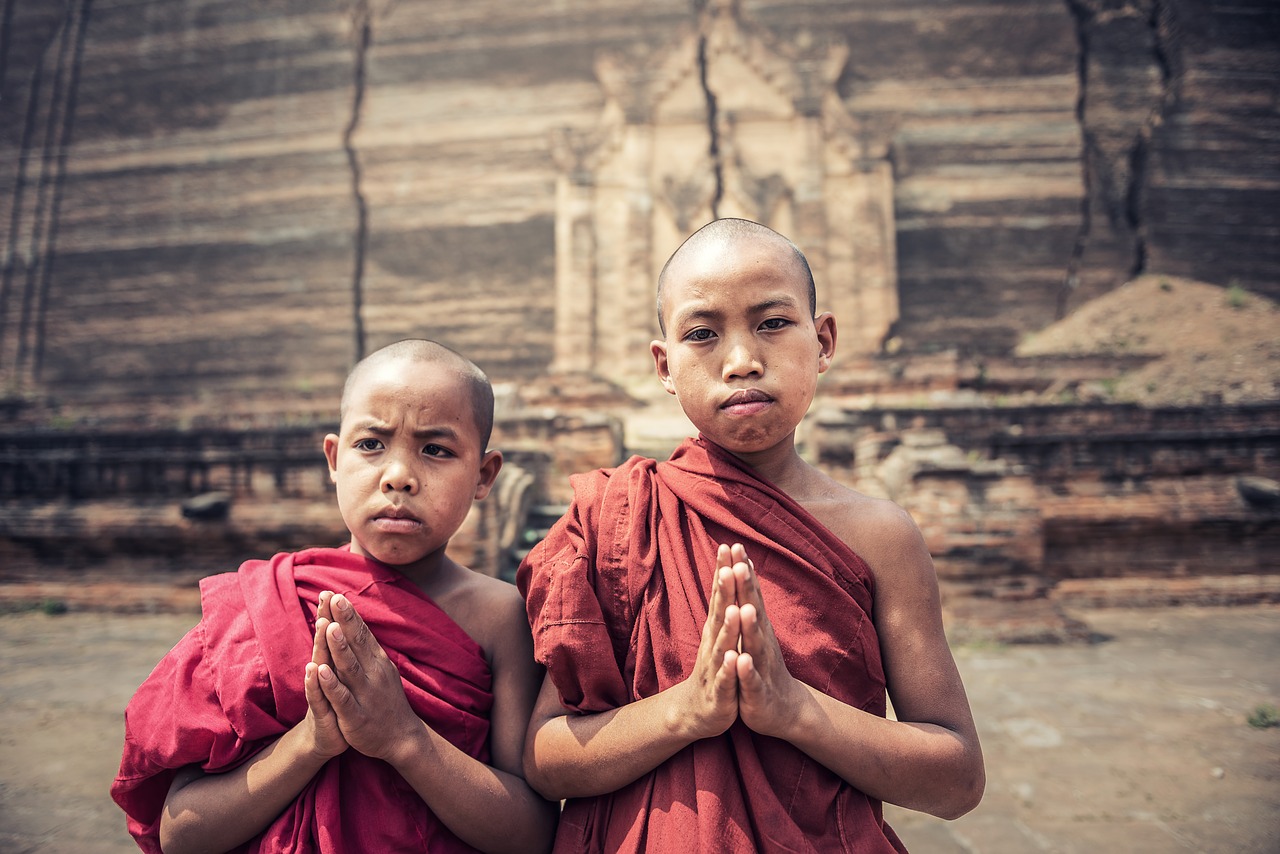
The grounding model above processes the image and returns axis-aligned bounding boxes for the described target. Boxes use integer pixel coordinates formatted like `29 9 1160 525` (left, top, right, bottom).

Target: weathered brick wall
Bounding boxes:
810 402 1280 585
2 1 1276 422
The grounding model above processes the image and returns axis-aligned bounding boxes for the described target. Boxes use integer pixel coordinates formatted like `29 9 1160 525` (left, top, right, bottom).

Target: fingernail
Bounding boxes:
331 625 344 642
335 595 350 612
319 664 333 681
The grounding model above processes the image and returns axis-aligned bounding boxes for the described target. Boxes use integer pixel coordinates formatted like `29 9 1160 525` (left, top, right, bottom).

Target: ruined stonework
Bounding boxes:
809 403 1280 639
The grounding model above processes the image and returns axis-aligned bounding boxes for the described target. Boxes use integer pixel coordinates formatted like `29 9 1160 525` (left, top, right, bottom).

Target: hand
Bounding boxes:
728 544 806 739
673 544 742 739
301 596 349 759
316 593 423 765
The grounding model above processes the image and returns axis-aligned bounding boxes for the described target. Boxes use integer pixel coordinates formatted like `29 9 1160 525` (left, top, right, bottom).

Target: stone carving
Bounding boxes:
550 0 899 389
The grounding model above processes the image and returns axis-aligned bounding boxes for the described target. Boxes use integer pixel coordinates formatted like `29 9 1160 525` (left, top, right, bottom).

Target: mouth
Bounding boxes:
372 506 423 533
721 388 773 415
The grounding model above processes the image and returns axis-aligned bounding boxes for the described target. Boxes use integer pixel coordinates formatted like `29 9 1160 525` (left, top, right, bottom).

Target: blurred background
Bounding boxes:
0 1 1278 851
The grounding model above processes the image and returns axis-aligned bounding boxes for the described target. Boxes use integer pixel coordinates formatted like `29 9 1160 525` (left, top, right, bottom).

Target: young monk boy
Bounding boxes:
112 339 558 854
518 218 985 852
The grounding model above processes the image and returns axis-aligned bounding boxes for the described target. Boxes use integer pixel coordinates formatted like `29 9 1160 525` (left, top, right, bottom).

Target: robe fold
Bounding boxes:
111 546 493 853
518 437 907 853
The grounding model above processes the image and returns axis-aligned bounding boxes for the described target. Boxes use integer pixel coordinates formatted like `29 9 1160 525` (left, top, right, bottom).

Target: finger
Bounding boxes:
317 662 356 712
718 649 740 694
312 616 334 668
702 564 735 645
304 661 332 714
732 552 766 617
325 619 363 683
736 651 755 683
714 543 735 606
330 594 382 669
716 603 742 659
318 590 334 622
739 602 773 661
736 652 766 704
729 544 754 606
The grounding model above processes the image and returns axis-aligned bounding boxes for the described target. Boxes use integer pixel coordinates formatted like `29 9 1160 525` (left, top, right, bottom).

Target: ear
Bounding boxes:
473 449 503 501
650 339 677 396
323 434 340 484
814 312 837 374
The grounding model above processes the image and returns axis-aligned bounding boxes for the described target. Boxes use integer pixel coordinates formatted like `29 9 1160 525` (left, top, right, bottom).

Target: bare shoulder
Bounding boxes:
798 470 931 587
429 562 530 663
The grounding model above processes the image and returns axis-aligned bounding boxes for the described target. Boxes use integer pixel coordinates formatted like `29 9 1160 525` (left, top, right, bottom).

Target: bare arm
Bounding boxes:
159 604 348 854
522 548 743 800
732 522 985 820
318 592 557 854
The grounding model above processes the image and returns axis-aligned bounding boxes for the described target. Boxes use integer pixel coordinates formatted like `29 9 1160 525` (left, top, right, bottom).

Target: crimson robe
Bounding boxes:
111 546 493 853
518 437 907 853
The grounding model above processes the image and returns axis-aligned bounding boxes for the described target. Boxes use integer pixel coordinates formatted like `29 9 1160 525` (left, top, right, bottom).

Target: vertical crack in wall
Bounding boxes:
697 33 723 219
1126 0 1178 280
32 0 91 381
1060 0 1093 320
15 5 74 377
345 1 372 362
1061 0 1179 318
0 56 44 371
3 0 88 382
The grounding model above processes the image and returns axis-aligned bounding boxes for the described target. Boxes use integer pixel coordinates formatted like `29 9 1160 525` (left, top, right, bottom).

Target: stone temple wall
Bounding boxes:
1 1 1277 423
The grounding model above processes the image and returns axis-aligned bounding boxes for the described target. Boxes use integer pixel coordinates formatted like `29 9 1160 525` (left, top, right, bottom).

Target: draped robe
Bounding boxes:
112 547 493 853
519 437 907 853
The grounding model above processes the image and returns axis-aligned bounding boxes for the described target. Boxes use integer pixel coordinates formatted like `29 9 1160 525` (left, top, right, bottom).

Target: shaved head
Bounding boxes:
656 218 816 335
341 339 495 449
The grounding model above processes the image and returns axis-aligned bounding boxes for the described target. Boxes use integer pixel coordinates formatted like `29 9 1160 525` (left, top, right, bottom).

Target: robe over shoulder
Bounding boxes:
112 546 493 853
519 437 907 853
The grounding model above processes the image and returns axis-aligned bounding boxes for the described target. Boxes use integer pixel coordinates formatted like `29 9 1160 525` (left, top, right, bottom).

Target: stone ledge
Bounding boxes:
1050 575 1280 609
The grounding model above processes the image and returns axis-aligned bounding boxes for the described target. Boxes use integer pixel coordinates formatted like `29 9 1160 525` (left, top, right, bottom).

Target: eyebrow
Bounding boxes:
350 421 462 441
672 296 801 328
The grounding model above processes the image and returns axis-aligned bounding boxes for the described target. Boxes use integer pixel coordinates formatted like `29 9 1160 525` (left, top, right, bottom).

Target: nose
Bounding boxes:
380 454 419 494
722 335 763 381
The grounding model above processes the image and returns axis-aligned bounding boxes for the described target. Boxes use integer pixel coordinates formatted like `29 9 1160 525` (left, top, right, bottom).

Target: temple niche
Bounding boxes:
550 0 898 395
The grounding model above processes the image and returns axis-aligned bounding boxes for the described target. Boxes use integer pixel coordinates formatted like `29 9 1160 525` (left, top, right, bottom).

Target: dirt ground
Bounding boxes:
1 603 1277 854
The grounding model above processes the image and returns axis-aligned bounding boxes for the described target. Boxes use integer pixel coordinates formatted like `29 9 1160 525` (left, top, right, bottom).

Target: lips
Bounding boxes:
721 388 773 414
372 506 423 533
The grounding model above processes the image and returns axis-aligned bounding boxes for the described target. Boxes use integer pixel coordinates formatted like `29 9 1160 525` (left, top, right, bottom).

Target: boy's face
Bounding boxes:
651 236 835 458
323 358 501 568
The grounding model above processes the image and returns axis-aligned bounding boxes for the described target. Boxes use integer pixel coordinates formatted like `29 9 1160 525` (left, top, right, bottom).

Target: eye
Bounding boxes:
760 317 790 331
684 328 716 343
423 444 454 458
354 438 383 452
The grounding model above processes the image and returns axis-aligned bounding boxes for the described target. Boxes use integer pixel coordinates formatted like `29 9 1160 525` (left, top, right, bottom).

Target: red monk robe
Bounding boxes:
519 437 909 853
111 546 493 853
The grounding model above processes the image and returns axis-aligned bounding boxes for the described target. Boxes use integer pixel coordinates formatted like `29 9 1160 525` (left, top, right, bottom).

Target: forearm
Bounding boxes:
784 685 984 819
159 725 332 854
391 723 557 854
526 684 710 801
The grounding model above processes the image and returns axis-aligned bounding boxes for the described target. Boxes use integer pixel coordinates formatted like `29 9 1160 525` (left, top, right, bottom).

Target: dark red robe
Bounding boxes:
518 437 907 853
111 547 493 853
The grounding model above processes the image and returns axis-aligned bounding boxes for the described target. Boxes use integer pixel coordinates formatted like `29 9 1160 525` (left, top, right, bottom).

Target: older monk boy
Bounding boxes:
519 219 984 852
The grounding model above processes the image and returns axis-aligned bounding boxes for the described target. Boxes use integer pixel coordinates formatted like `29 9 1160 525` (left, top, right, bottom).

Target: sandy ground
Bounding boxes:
1 604 1277 854
1016 275 1279 406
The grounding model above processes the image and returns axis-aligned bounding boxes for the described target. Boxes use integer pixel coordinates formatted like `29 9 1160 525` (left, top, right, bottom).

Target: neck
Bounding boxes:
720 435 812 495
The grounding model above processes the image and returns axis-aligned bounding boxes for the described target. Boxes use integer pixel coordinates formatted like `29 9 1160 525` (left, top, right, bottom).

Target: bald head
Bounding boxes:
656 218 816 335
341 339 495 449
